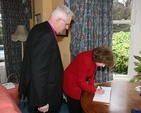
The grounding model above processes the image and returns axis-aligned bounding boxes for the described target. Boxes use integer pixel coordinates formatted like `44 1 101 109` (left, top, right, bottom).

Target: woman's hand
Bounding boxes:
95 89 105 95
38 104 49 113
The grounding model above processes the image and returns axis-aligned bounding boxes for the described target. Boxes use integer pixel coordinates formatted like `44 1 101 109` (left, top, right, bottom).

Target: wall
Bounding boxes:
34 0 52 21
57 31 71 70
52 0 71 70
30 0 34 28
33 0 71 70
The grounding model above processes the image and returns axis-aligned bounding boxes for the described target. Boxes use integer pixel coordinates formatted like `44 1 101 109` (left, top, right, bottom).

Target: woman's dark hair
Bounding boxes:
92 46 114 68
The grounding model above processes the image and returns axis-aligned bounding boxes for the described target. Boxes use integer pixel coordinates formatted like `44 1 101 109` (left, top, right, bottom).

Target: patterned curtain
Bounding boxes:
0 0 31 82
65 0 113 83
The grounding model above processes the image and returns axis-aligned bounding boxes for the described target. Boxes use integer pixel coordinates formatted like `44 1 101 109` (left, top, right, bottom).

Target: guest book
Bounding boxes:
93 86 112 104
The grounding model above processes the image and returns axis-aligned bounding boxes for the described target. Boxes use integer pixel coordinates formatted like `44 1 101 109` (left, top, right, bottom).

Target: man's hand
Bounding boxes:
95 89 105 95
38 104 49 113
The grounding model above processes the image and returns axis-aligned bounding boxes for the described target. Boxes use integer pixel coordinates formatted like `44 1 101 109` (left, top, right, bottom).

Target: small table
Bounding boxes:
81 81 141 113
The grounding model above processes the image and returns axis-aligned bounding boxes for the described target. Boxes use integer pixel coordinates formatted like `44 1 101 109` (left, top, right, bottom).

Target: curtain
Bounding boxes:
66 0 113 83
0 0 31 82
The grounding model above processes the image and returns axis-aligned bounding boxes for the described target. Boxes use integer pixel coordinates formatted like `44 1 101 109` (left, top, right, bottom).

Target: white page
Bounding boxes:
93 86 111 104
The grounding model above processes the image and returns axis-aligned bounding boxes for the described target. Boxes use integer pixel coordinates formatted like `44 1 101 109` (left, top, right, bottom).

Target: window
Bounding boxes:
113 0 141 80
112 0 132 80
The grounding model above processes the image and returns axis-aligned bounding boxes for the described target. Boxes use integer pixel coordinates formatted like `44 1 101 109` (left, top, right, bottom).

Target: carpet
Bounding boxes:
18 101 69 113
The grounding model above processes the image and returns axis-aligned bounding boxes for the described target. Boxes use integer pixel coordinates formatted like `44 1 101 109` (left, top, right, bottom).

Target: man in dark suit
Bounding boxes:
18 5 73 113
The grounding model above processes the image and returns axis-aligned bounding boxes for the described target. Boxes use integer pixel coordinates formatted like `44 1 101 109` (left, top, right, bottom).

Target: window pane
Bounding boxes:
113 0 132 20
113 24 130 32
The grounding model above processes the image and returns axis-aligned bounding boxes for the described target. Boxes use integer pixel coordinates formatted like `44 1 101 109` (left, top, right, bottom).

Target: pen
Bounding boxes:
99 85 102 89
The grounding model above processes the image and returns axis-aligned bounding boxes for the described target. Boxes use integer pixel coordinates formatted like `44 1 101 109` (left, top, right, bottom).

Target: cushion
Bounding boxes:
0 84 21 113
7 84 22 105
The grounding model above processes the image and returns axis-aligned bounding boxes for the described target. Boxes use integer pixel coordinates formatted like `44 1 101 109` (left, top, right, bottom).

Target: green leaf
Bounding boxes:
129 78 135 82
134 55 141 62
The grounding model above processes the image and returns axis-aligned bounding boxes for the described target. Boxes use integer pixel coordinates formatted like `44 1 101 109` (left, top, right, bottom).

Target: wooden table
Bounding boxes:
81 81 141 113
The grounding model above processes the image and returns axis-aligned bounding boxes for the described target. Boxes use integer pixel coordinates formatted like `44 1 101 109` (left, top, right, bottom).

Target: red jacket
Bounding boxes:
63 50 97 100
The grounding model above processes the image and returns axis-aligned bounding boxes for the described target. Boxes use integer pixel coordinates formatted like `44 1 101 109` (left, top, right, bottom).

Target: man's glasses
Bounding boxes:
61 18 70 26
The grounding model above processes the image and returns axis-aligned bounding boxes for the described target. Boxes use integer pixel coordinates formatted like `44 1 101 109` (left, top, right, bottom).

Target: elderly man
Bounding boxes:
18 5 73 113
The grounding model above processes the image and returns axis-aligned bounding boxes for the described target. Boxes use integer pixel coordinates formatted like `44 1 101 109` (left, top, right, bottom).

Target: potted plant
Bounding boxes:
130 55 141 82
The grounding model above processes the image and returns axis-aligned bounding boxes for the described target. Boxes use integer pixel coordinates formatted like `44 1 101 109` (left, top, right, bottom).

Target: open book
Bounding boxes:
93 86 111 104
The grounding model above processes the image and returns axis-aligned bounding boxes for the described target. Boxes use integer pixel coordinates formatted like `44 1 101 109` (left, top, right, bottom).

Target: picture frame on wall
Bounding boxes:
57 30 68 37
35 14 41 24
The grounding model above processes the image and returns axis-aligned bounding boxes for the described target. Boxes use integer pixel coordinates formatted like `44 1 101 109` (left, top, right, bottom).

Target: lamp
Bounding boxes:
11 25 28 60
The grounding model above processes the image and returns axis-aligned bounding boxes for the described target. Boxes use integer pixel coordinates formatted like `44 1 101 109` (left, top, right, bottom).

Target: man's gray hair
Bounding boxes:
51 5 74 18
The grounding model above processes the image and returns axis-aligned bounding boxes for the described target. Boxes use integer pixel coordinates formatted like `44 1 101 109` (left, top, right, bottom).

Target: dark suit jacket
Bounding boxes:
18 21 64 111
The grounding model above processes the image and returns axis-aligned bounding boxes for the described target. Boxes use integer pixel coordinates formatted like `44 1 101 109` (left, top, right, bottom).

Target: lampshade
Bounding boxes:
11 25 28 60
11 25 28 42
